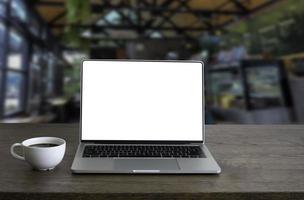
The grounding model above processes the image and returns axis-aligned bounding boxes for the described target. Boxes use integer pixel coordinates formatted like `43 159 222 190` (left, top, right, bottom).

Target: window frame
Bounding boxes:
0 0 62 119
0 0 29 118
3 28 29 117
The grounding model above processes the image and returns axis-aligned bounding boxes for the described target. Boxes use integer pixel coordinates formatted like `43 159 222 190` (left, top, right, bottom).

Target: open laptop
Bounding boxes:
71 60 221 174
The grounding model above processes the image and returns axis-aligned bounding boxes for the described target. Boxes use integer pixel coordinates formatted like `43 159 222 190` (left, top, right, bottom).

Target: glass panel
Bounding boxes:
28 45 42 111
29 65 41 97
46 54 55 96
32 45 42 64
0 2 5 17
0 50 4 69
7 29 24 70
4 71 24 115
9 29 24 50
246 66 283 108
7 52 22 69
29 14 40 36
0 21 5 43
10 0 27 22
102 11 121 25
41 27 47 40
0 71 2 91
0 21 5 68
210 72 244 109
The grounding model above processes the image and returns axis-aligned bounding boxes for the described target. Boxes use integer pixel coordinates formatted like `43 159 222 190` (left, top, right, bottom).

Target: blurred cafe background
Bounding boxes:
0 0 304 124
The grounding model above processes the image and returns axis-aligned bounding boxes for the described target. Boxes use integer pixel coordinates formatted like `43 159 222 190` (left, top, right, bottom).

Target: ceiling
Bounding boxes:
32 0 282 46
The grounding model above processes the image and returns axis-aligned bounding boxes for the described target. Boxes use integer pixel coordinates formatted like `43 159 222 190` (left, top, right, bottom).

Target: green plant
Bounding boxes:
64 0 91 48
66 0 90 24
62 26 89 49
64 62 81 97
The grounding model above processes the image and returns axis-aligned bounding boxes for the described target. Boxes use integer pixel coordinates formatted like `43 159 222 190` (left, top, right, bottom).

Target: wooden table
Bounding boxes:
0 124 304 200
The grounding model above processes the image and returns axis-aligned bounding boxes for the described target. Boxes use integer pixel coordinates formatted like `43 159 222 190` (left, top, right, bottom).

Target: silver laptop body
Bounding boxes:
71 60 221 174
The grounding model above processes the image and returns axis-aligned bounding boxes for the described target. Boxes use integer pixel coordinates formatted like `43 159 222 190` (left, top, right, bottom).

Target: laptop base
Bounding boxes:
71 143 221 174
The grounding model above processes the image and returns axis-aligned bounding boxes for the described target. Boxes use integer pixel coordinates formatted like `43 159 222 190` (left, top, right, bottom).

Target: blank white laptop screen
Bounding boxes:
81 61 203 141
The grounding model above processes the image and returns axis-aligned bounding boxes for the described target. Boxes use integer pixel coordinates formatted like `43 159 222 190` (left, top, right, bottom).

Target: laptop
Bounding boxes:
71 60 221 174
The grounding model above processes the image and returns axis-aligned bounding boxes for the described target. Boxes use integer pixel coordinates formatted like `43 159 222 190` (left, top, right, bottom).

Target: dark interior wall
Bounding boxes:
126 39 193 60
54 63 64 96
90 47 117 59
89 40 196 60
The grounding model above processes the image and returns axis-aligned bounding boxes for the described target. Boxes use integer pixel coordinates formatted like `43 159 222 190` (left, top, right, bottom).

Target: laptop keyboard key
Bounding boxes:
83 145 205 158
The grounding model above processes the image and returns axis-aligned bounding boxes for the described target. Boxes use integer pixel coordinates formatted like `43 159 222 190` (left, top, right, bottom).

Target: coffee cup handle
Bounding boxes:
10 143 25 160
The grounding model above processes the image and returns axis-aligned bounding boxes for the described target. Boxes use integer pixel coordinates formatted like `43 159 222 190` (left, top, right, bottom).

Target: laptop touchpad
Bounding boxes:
114 159 180 170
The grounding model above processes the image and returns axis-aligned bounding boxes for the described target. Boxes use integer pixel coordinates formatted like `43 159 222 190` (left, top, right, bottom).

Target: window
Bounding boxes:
4 71 24 114
4 29 27 115
8 30 24 54
0 2 6 17
30 45 43 97
46 54 55 96
41 27 47 40
279 19 294 37
0 21 5 68
0 20 6 116
245 66 283 109
0 21 5 41
7 29 25 70
29 14 40 36
10 0 27 22
28 46 43 112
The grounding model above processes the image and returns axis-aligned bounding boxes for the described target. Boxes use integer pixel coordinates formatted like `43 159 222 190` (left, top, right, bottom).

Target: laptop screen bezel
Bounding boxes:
79 60 205 144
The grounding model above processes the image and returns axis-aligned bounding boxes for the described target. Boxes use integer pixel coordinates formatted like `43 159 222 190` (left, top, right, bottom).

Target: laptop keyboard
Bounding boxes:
82 145 205 158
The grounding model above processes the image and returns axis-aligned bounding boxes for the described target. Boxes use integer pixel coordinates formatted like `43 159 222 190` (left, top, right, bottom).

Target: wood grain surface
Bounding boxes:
0 124 304 200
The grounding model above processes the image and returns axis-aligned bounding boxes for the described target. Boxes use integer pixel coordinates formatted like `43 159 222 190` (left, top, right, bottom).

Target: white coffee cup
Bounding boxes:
10 137 66 171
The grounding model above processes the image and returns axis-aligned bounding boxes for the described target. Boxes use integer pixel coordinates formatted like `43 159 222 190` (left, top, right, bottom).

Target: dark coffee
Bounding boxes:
29 143 59 148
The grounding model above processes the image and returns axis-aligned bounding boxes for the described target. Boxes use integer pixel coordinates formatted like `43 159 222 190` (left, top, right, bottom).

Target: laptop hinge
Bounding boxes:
81 140 202 145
